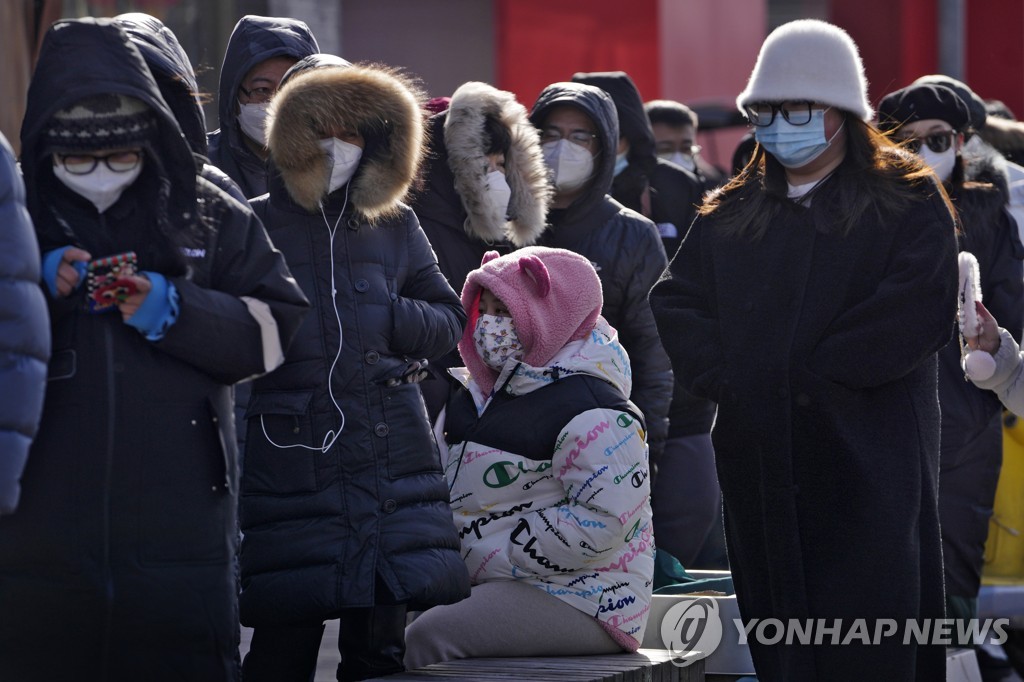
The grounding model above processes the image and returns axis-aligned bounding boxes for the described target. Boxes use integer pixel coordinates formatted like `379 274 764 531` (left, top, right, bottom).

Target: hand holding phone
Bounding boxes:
86 252 138 313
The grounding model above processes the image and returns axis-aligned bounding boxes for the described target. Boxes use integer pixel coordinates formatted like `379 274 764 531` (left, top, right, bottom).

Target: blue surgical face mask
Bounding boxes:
613 151 629 177
755 108 840 169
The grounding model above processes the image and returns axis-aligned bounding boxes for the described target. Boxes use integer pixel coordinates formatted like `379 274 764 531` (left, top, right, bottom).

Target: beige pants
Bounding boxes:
404 579 622 669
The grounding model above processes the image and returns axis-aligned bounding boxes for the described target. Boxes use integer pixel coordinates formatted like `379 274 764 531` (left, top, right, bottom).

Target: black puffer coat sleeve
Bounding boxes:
391 209 467 361
618 217 673 456
156 184 309 384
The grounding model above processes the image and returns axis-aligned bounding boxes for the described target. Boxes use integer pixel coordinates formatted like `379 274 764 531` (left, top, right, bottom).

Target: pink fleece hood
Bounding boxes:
459 246 604 396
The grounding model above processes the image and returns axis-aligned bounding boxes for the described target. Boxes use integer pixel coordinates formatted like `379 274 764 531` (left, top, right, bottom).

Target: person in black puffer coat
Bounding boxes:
3 18 309 681
239 56 470 681
411 80 551 420
529 81 673 463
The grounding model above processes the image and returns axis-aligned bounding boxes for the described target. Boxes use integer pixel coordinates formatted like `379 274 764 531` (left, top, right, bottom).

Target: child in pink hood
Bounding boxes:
404 246 655 666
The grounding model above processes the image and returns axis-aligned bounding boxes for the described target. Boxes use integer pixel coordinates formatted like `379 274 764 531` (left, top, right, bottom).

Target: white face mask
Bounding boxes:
542 139 594 192
237 102 270 146
54 162 143 213
661 150 697 173
473 313 523 371
482 170 512 222
919 146 957 183
319 138 363 193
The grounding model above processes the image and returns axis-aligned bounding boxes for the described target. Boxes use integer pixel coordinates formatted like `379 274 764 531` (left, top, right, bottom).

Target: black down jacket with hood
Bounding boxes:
1 18 309 681
530 82 673 458
207 15 319 199
239 59 470 623
571 70 715 438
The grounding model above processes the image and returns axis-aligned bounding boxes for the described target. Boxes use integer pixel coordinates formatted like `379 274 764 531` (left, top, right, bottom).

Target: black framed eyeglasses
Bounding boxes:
901 131 956 154
238 84 275 104
56 150 143 175
540 127 598 148
743 101 827 127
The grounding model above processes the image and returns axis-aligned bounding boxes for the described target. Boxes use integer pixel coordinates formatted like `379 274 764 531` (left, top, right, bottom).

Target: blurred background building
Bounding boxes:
1 0 1021 174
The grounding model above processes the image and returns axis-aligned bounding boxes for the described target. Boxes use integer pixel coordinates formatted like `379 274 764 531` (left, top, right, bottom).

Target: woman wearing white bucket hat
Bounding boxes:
652 19 959 682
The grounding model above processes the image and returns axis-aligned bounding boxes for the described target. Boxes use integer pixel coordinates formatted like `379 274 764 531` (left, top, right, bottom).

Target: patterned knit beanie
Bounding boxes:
737 19 873 121
459 246 603 395
44 93 157 151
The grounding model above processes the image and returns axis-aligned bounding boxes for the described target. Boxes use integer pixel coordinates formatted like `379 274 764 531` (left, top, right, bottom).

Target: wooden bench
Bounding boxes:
369 648 703 681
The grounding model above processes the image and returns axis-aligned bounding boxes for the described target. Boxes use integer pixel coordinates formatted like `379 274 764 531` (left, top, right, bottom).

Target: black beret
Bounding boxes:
877 83 970 133
913 74 987 130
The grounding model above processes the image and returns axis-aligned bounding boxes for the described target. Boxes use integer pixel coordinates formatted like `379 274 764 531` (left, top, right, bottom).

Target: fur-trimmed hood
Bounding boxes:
266 64 425 219
442 81 551 246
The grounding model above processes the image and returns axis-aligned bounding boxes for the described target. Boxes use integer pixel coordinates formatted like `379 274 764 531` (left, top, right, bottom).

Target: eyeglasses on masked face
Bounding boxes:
900 131 956 154
743 101 828 127
55 150 144 175
540 127 598 149
238 84 275 105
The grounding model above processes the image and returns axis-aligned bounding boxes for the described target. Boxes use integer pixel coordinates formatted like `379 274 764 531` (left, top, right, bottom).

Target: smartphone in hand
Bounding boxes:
86 252 138 313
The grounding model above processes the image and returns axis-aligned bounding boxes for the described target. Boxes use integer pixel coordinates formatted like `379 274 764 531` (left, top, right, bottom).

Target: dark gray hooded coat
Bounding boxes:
207 15 319 199
529 82 673 458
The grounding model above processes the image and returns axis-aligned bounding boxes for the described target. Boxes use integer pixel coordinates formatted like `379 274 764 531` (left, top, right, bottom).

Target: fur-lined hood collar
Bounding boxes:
266 64 424 219
442 81 551 246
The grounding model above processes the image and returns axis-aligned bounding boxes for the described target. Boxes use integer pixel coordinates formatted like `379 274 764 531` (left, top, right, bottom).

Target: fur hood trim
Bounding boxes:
267 64 424 218
444 81 551 246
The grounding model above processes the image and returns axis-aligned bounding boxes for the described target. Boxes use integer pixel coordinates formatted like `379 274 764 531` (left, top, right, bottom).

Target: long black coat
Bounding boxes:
2 18 309 682
651 174 958 681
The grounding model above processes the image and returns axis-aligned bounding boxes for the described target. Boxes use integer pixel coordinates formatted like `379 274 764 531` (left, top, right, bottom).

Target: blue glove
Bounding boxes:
124 272 180 341
41 246 87 298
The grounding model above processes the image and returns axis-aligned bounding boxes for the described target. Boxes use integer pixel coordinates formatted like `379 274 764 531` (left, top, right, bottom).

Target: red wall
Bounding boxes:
495 0 660 110
831 0 938 112
966 0 1024 119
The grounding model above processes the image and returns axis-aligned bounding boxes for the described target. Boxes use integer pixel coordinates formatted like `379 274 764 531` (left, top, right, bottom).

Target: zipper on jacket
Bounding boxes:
99 291 116 679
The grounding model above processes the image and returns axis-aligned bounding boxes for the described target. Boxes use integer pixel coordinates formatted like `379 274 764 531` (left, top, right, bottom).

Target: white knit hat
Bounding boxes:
736 19 873 122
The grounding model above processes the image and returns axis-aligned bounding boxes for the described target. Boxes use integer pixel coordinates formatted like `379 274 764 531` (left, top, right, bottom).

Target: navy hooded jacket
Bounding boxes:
207 15 319 199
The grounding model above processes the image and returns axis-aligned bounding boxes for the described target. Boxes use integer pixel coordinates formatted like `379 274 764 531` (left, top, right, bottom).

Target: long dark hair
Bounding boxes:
702 115 951 240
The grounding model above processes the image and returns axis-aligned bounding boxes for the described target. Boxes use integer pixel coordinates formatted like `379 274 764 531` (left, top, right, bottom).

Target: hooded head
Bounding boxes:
21 18 199 272
114 12 207 156
459 246 603 395
439 81 551 246
736 19 873 122
215 16 319 152
529 82 619 216
266 63 425 220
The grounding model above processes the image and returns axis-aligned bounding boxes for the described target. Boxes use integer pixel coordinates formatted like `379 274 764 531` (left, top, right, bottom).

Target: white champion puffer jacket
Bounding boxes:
440 318 655 650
